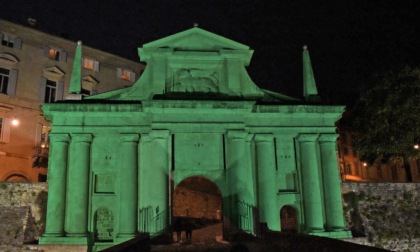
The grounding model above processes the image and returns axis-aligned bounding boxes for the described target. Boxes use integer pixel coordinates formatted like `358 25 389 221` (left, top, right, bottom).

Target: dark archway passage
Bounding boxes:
172 176 223 243
173 176 222 220
280 205 297 233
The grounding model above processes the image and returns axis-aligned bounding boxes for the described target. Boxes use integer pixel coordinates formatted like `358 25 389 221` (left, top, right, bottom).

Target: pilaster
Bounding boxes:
40 134 70 241
319 134 346 231
65 134 92 240
118 134 140 238
138 130 170 235
226 131 255 233
254 134 277 230
297 134 324 232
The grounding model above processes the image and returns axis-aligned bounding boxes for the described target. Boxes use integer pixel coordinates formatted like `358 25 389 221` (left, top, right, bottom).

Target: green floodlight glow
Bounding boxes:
39 27 351 250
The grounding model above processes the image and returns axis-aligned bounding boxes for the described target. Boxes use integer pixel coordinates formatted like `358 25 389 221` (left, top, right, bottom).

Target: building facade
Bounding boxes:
40 27 351 250
0 19 144 182
337 130 420 183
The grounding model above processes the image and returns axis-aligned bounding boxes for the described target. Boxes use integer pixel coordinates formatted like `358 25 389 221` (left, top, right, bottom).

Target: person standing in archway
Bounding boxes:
185 219 193 243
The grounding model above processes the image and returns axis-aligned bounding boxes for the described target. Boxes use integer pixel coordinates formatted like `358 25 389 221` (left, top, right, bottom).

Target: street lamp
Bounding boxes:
11 118 19 126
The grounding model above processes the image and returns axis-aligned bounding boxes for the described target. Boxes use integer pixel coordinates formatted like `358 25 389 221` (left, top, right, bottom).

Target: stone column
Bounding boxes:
255 134 277 230
42 133 70 239
226 131 255 232
319 134 346 231
65 134 92 238
297 134 324 232
118 134 140 238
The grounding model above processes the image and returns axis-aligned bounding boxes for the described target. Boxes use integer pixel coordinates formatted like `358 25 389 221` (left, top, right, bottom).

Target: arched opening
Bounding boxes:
280 205 297 233
172 176 222 243
5 174 29 182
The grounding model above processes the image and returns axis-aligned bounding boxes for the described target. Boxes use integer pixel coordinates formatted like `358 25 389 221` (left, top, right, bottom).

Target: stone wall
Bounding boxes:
1 181 420 251
0 182 47 245
342 182 420 251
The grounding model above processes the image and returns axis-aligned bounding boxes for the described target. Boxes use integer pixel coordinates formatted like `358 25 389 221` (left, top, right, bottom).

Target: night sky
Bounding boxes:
1 0 420 105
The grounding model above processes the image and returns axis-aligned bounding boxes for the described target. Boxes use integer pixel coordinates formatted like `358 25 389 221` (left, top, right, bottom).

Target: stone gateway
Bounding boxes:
39 27 351 250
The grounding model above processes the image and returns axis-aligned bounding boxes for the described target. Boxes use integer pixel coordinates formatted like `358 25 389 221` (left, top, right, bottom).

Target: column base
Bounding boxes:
39 235 88 245
309 230 352 239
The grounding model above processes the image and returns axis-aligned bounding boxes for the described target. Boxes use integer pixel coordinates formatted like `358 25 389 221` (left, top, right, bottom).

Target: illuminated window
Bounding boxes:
48 48 60 60
83 57 99 71
43 46 67 62
117 67 135 82
40 125 51 148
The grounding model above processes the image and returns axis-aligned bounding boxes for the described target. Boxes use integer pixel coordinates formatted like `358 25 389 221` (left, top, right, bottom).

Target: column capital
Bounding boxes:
226 130 249 140
296 133 319 143
120 133 140 143
254 134 274 143
49 133 70 143
318 134 339 142
149 130 170 139
71 133 93 143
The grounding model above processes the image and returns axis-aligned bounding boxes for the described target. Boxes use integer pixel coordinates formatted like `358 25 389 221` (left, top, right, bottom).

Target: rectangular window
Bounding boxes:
416 159 420 175
354 162 360 176
48 48 60 61
345 163 352 174
0 67 10 94
343 147 349 155
81 88 91 97
39 77 64 102
1 34 14 47
0 33 21 49
0 117 11 143
43 46 67 62
41 125 51 148
83 57 99 71
44 80 57 103
117 67 135 82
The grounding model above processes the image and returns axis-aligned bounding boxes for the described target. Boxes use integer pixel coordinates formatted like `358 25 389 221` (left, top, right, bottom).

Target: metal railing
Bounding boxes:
236 200 255 234
139 207 168 235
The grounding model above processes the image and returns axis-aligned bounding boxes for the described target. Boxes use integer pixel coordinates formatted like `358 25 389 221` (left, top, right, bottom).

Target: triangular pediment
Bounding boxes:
82 75 98 85
43 66 65 81
0 53 19 67
143 27 249 51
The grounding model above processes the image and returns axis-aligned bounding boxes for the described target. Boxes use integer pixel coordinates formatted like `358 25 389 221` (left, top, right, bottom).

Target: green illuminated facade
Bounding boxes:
40 28 351 249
